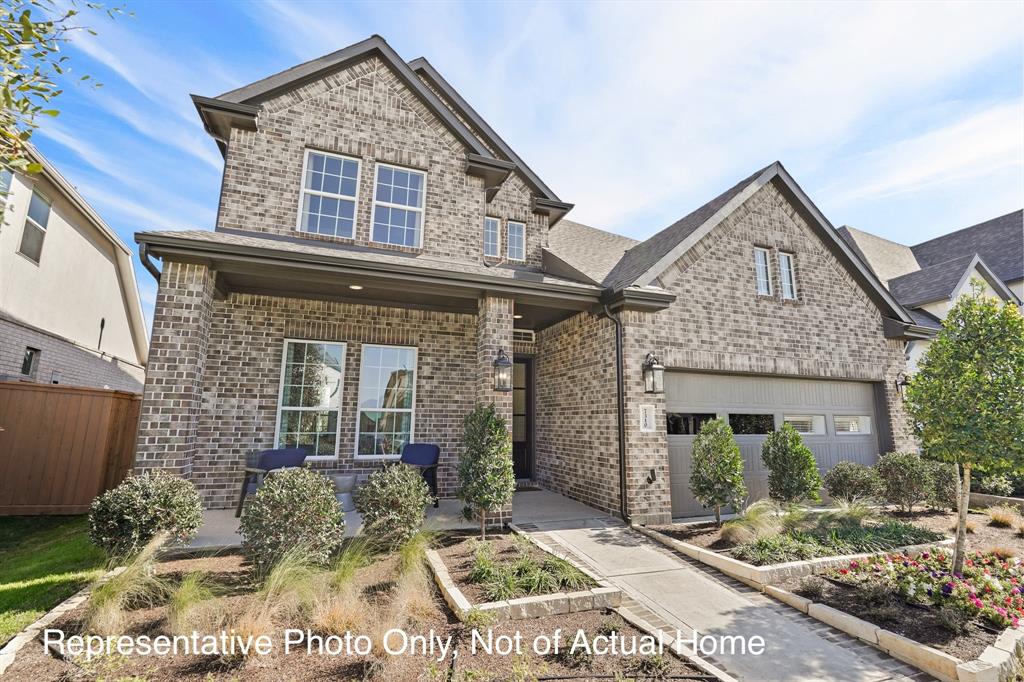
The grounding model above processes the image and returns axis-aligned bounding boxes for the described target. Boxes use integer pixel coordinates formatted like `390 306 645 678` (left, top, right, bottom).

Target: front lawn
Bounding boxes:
0 516 106 645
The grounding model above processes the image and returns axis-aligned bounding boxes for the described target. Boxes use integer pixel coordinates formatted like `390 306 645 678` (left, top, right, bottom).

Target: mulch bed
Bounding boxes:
777 573 999 662
887 508 1024 557
648 522 734 552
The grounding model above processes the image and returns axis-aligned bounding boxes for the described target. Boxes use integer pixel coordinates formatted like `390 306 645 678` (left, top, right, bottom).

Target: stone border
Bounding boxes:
424 529 621 622
760 582 1023 682
0 567 124 675
634 524 955 588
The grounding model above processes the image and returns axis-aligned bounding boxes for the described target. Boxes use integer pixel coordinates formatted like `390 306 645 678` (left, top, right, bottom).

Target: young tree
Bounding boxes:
689 418 746 526
761 423 823 503
458 402 515 540
905 281 1024 574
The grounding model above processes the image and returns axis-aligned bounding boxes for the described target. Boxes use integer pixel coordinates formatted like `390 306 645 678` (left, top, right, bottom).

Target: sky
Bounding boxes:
30 0 1024 330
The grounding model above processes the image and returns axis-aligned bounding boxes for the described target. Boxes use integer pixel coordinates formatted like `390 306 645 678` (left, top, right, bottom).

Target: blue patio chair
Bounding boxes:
400 443 440 508
234 447 309 517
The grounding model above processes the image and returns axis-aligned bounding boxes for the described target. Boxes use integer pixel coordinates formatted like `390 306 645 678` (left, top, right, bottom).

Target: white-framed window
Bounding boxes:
483 216 500 258
274 339 346 459
0 167 11 197
372 163 425 248
507 220 525 262
355 344 417 458
21 347 40 378
779 252 797 300
18 189 50 264
297 150 360 238
754 247 772 296
784 414 826 435
835 415 871 435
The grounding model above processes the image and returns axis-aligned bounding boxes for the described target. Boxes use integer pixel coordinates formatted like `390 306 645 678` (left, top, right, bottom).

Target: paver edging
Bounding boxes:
424 530 622 622
760 581 1022 682
633 524 955 587
0 566 125 676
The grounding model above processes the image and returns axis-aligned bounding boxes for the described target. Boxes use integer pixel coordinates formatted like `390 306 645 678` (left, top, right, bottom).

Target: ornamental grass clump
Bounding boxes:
355 463 432 550
689 418 747 526
166 571 217 636
987 504 1020 529
721 500 784 545
761 423 822 504
240 467 345 574
89 472 202 559
85 533 169 636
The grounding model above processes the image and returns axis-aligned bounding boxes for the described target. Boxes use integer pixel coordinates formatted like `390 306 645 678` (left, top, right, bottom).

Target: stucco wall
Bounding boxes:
216 56 547 269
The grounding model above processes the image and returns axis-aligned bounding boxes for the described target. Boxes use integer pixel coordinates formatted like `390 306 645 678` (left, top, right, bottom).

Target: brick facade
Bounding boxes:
475 294 515 524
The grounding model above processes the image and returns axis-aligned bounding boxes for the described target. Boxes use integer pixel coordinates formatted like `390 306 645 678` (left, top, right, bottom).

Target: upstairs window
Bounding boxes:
19 189 50 264
754 247 772 296
483 217 500 258
0 167 11 197
298 150 359 238
372 164 425 248
779 252 797 300
507 221 525 262
21 347 40 378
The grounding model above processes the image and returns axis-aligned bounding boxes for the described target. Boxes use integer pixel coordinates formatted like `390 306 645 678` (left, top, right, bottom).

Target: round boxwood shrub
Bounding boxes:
927 461 959 511
355 463 432 549
761 423 822 503
979 474 1015 497
875 451 931 513
823 461 881 502
89 471 202 558
240 467 344 572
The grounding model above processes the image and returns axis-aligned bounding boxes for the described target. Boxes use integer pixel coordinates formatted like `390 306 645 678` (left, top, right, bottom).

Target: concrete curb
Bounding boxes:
0 566 124 676
970 492 1024 513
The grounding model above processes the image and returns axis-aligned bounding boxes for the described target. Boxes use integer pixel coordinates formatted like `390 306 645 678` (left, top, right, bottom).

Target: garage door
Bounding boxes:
666 372 879 518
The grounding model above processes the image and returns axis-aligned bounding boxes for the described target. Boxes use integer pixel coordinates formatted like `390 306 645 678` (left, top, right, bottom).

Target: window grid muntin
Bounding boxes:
371 163 425 248
297 150 360 239
274 339 346 460
483 216 500 257
754 247 772 296
779 252 797 300
507 221 525 262
355 344 417 458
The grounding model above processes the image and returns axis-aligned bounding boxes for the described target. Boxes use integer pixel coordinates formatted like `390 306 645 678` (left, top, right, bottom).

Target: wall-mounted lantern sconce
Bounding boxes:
894 371 910 400
642 352 665 394
493 349 513 392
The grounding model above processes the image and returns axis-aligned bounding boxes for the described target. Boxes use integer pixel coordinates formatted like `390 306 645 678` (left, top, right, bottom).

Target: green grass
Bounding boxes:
0 516 106 645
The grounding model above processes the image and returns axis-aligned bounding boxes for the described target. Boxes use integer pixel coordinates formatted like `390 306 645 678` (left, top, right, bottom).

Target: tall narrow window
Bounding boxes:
372 164 425 248
483 217 500 257
18 190 50 264
298 150 359 238
356 345 417 458
779 252 797 300
754 247 772 296
0 168 11 196
275 340 346 458
507 221 525 262
21 347 40 378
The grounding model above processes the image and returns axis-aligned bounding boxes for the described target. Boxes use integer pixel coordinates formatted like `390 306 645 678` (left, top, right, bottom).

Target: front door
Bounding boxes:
512 358 533 480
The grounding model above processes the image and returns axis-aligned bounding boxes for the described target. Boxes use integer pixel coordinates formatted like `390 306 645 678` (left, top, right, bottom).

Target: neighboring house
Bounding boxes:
135 35 926 523
0 147 148 392
839 210 1023 372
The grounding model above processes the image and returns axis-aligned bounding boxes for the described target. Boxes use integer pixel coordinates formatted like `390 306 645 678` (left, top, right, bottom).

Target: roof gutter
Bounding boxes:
139 242 162 282
601 303 630 524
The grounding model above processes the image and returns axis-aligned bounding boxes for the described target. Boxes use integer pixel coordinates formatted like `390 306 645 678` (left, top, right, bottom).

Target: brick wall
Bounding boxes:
534 311 620 515
216 56 545 269
474 294 514 524
0 314 143 392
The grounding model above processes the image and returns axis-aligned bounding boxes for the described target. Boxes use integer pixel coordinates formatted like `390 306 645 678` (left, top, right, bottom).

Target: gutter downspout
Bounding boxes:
139 243 161 281
602 304 630 524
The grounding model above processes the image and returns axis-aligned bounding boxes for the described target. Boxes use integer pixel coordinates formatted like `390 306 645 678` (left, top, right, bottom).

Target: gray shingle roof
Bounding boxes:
887 254 976 306
837 225 920 283
907 307 943 330
911 210 1023 284
545 219 638 285
602 164 772 289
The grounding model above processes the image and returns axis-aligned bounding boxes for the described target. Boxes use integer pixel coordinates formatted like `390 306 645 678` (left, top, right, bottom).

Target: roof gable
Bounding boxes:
911 210 1023 284
889 254 1020 307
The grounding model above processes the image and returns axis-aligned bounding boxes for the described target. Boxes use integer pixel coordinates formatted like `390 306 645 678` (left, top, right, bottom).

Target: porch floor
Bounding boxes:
177 488 607 555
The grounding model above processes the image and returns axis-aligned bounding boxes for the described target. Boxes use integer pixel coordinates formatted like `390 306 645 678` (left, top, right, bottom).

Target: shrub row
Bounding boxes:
824 453 958 512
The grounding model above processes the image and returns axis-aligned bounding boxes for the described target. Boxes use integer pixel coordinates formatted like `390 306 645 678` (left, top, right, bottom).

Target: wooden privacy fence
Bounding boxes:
0 381 141 515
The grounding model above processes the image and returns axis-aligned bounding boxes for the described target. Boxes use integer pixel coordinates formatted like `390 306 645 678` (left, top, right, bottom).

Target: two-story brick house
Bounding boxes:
135 35 929 524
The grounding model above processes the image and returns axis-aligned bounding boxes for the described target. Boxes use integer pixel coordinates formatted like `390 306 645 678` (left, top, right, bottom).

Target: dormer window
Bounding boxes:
372 163 425 248
779 252 797 300
298 150 360 238
507 221 525 262
753 247 771 296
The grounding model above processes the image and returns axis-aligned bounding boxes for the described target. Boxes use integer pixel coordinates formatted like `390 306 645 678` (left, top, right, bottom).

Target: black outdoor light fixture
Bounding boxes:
642 352 665 394
894 371 911 400
494 348 513 392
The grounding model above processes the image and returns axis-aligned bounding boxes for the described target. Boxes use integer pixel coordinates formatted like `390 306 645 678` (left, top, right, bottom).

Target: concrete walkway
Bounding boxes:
519 517 933 682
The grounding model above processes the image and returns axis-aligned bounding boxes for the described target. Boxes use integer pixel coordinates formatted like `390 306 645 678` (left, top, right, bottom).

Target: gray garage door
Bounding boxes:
666 372 880 518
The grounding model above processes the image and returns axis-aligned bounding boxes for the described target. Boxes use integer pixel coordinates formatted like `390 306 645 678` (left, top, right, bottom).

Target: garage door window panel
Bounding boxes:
667 413 716 435
728 413 775 435
835 415 871 434
784 414 825 435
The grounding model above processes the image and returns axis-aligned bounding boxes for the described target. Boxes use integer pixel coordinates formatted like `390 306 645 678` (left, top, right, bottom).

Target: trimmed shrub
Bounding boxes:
459 402 516 540
979 474 1015 497
689 418 747 525
240 467 344 573
875 452 930 513
823 461 880 502
355 463 432 550
926 461 959 511
89 471 202 558
761 423 822 503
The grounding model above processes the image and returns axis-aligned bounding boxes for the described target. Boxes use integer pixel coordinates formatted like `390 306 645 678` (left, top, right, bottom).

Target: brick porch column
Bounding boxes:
476 294 514 525
134 261 216 479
